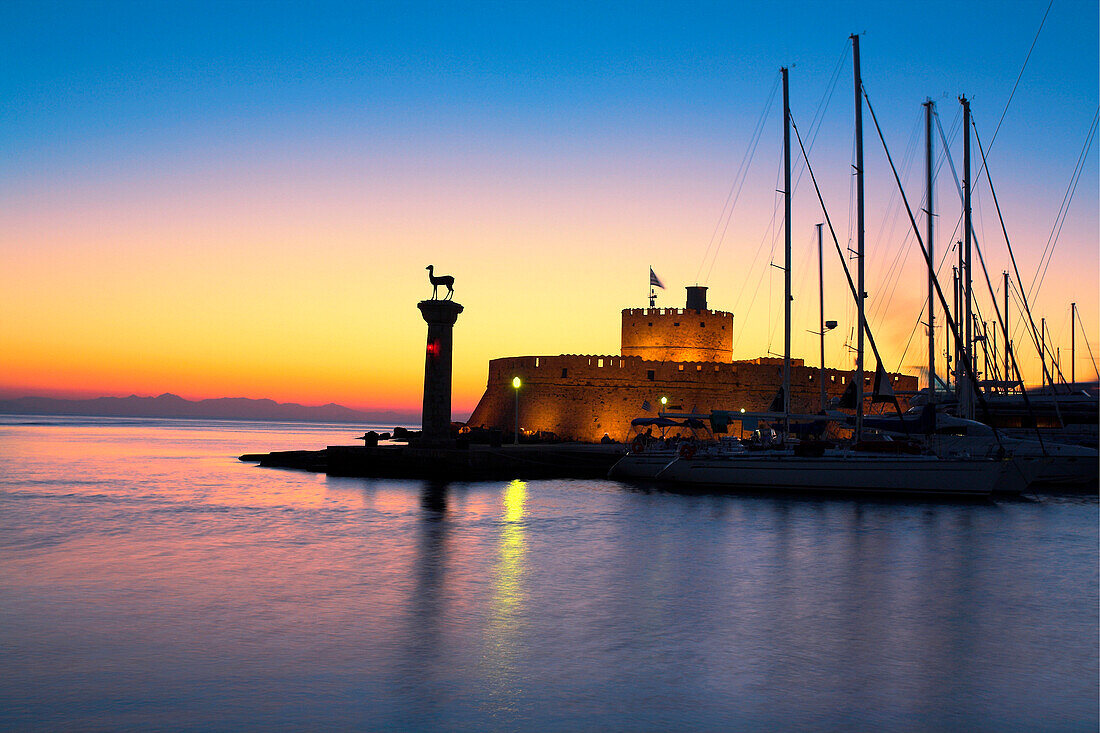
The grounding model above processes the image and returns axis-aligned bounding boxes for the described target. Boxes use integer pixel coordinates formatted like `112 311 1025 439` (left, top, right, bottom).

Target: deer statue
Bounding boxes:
425 265 455 300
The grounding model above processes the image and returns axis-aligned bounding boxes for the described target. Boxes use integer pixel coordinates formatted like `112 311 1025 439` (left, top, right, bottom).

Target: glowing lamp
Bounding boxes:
426 339 440 357
740 408 746 413
660 396 668 405
511 377 521 444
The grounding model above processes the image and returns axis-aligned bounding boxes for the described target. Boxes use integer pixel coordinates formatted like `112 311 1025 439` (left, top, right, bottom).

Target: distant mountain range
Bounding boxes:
0 393 419 425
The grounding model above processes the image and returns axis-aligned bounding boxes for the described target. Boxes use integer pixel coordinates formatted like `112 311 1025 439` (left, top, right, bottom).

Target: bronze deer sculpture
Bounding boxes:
425 265 455 300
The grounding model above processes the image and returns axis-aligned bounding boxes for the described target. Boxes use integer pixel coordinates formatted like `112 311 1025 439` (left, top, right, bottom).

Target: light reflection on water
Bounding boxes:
0 416 1096 732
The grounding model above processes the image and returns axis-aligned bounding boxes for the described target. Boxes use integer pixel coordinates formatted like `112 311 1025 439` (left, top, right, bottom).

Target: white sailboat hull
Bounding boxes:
655 452 1001 496
608 451 678 480
932 436 1099 489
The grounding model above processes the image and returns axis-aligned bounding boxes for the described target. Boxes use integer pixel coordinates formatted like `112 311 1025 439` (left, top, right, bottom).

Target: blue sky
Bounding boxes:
6 1 1096 154
1 1 1096 402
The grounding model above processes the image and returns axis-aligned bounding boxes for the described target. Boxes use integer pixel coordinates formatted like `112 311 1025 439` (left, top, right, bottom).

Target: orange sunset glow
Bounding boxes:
2 3 1096 419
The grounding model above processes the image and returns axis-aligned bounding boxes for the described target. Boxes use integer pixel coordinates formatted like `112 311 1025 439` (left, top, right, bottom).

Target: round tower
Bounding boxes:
620 287 733 362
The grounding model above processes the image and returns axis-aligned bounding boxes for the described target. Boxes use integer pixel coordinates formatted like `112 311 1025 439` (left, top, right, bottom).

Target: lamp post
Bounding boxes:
807 321 837 411
512 376 521 444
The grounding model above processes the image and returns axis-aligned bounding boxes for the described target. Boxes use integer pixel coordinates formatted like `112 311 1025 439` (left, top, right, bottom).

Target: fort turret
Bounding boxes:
620 286 734 362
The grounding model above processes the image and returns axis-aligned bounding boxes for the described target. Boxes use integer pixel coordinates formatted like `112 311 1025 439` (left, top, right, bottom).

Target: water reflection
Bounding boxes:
494 479 528 614
2 417 1095 732
420 480 449 516
482 480 528 714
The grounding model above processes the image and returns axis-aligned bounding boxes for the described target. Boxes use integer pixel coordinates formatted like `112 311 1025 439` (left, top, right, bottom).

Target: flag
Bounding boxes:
641 400 652 412
649 267 665 289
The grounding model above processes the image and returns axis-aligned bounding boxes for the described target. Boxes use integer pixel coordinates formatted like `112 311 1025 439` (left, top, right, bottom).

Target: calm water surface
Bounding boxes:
1 416 1096 731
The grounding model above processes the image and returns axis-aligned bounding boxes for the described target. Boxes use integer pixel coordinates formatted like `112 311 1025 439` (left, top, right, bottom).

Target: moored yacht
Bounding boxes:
654 447 1003 496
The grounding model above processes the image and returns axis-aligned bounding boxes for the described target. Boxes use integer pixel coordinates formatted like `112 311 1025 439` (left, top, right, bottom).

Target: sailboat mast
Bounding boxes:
1071 301 1077 385
1041 317 1047 390
852 34 865 440
994 321 1003 385
782 66 792 433
818 223 827 411
960 95 973 418
924 98 935 402
952 263 960 391
982 322 992 386
1004 271 1011 393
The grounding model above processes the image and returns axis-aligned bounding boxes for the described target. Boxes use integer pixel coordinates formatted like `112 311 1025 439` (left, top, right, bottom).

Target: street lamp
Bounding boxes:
512 376 521 444
807 320 838 411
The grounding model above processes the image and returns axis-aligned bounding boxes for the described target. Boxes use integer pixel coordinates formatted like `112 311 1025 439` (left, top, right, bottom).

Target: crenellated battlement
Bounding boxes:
622 307 734 318
621 307 734 363
466 353 917 442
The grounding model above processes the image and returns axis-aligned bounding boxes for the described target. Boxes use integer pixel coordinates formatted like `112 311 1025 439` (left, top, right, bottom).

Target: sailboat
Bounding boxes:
651 40 1012 497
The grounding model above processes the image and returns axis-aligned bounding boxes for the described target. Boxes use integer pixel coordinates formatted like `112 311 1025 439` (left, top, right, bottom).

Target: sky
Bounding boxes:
1 0 1097 417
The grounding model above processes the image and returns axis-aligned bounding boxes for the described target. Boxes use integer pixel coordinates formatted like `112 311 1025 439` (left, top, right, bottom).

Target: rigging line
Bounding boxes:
946 116 1041 390
709 49 845 286
861 84 1014 448
703 99 774 285
809 42 850 137
716 44 848 287
761 190 791 353
1076 307 1100 379
887 111 962 372
842 122 859 359
1009 280 1066 383
731 146 784 314
1027 107 1098 300
1027 107 1099 303
872 110 922 252
867 111 924 328
929 112 1012 382
696 73 780 283
937 111 1041 377
734 179 786 352
872 224 917 331
789 112 894 379
884 93 1056 450
989 0 1054 150
1045 305 1070 382
772 228 818 355
972 114 1069 388
731 148 784 332
892 231 959 375
975 179 988 254
951 0 1053 220
790 43 848 188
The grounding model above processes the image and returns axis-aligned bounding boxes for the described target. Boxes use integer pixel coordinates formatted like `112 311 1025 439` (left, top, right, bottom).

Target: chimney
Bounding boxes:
685 286 708 311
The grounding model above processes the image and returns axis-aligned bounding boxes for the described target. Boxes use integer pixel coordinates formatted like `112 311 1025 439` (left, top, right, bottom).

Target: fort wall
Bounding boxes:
620 308 733 362
465 353 917 443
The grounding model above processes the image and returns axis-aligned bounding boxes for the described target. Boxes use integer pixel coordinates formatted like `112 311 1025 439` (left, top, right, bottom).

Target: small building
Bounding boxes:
466 287 917 442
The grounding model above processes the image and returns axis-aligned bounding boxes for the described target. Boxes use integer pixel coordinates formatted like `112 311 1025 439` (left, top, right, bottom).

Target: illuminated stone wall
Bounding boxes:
465 353 917 443
620 307 733 362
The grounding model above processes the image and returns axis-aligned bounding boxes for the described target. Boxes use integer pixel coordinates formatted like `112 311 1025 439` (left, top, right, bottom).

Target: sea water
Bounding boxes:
1 415 1096 731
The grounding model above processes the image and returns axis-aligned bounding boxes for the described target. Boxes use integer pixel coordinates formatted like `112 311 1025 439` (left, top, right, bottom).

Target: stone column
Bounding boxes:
417 299 463 445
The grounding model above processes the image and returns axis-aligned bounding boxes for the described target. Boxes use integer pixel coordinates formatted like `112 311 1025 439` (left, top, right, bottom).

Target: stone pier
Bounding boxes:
417 299 463 445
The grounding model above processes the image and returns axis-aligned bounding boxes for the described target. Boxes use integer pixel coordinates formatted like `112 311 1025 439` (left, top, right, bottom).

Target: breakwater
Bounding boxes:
240 442 625 480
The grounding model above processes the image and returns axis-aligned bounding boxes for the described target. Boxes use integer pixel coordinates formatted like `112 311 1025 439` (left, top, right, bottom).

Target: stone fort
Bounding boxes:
466 286 917 442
